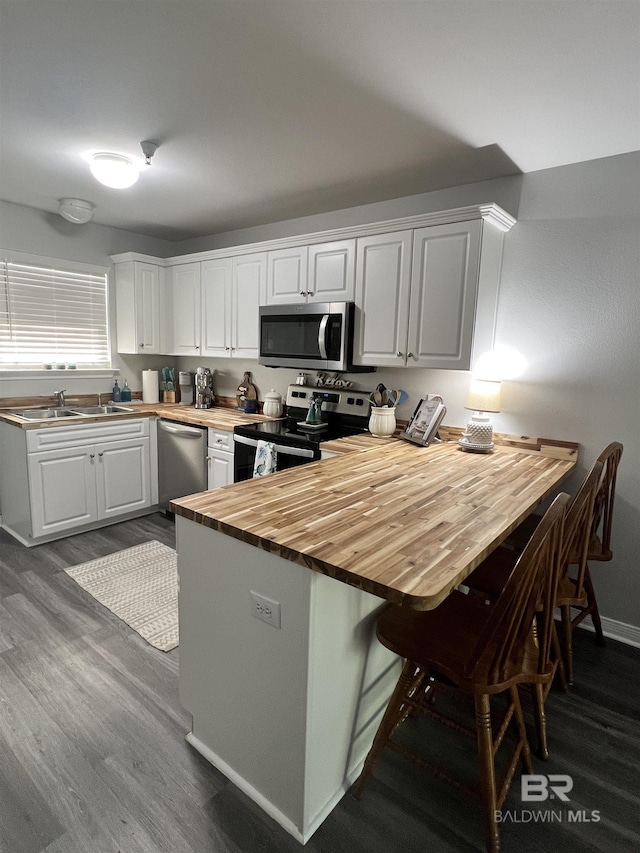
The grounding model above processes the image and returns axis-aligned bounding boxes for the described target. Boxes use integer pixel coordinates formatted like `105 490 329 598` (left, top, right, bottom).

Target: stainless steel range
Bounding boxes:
233 384 371 482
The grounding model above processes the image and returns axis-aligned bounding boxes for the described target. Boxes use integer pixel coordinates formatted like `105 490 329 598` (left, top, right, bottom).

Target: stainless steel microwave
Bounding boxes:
259 302 369 372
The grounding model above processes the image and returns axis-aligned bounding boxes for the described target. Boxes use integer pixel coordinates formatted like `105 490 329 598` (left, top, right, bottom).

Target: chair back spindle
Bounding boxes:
465 492 570 686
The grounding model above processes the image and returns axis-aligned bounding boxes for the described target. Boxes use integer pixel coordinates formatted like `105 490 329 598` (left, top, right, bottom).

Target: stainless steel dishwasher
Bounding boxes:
157 419 208 511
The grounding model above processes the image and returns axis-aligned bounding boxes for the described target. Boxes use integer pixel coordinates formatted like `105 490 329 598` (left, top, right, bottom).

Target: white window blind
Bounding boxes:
0 258 109 366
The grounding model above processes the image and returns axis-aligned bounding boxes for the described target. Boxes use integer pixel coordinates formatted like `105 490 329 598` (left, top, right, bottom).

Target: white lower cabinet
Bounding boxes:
207 428 234 489
0 418 155 545
28 435 151 538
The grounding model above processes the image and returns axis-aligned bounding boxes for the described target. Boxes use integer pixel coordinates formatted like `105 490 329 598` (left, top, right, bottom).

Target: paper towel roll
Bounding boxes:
142 370 159 404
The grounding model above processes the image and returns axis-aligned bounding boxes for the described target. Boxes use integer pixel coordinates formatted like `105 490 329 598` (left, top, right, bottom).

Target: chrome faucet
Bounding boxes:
53 389 66 407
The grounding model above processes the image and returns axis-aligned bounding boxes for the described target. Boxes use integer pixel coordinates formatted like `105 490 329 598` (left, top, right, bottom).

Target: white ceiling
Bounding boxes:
1 1 638 242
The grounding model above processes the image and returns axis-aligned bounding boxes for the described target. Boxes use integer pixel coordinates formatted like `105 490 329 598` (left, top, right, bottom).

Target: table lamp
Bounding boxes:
458 379 501 452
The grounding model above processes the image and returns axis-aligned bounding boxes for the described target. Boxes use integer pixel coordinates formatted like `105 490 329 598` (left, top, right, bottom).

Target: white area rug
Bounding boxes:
65 540 178 652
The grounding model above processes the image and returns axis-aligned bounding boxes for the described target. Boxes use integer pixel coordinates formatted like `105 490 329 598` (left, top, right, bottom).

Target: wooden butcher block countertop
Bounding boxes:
172 440 576 610
0 402 272 430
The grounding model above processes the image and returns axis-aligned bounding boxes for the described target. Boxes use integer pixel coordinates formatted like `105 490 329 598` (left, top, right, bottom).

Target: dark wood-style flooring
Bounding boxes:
0 513 638 852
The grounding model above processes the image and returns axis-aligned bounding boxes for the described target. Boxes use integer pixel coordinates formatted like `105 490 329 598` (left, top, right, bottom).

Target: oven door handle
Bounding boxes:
233 434 316 459
318 314 329 360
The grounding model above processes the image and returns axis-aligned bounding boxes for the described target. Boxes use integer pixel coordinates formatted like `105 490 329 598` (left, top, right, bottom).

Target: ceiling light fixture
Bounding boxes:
58 198 94 224
90 152 139 188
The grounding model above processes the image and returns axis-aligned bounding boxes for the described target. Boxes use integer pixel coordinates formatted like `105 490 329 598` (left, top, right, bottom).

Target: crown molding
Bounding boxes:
111 203 517 268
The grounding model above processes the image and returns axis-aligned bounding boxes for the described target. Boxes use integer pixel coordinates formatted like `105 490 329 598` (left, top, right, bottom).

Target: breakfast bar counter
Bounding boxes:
171 438 576 844
172 440 577 610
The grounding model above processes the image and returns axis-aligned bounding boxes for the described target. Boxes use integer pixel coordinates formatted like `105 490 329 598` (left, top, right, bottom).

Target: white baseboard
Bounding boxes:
578 616 640 649
185 731 362 845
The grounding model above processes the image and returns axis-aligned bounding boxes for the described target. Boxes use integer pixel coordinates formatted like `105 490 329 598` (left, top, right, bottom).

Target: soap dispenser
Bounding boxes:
121 379 132 403
112 379 121 402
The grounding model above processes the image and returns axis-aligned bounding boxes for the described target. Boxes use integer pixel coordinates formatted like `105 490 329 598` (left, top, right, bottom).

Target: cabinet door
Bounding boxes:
28 447 98 537
207 448 234 489
308 239 355 303
95 438 151 519
135 262 163 353
202 258 232 356
408 221 482 369
353 232 413 367
266 247 308 304
232 253 266 358
168 263 201 355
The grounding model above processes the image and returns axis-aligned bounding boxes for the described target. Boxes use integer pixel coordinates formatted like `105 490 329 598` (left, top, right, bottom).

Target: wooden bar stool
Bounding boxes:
352 493 570 853
468 446 618 686
565 441 623 652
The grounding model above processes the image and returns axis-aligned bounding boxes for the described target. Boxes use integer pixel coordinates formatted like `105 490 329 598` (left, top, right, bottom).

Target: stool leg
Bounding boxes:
475 693 500 853
560 604 574 685
352 660 423 799
584 568 605 646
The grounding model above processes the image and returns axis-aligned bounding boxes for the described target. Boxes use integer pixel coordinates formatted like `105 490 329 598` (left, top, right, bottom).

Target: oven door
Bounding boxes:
233 435 318 482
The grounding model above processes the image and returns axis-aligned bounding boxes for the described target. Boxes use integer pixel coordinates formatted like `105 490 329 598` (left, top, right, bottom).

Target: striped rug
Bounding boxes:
65 540 178 652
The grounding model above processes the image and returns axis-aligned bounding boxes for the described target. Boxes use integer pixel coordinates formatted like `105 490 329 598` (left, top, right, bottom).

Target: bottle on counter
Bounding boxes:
121 379 132 403
112 379 121 402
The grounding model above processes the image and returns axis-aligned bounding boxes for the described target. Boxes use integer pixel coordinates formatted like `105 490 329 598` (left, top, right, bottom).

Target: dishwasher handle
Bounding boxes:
158 420 205 439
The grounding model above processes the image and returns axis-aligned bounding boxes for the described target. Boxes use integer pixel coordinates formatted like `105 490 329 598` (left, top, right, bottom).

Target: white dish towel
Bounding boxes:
253 440 278 478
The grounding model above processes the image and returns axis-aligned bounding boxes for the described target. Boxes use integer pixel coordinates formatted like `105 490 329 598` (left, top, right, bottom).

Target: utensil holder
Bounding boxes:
369 406 397 437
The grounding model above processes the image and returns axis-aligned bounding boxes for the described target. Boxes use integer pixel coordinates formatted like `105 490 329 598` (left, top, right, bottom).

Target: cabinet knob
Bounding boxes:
397 351 404 358
139 343 145 349
89 453 95 459
98 452 104 458
407 352 414 359
225 346 230 351
300 291 306 297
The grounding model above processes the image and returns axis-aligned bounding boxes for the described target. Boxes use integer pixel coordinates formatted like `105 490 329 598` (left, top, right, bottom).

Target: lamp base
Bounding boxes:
458 412 495 452
458 437 495 453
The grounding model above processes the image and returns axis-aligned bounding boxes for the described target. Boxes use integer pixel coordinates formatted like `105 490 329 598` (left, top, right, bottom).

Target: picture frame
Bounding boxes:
399 395 447 446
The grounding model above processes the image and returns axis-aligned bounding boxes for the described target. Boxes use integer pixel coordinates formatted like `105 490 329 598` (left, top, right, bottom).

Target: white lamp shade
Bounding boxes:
465 379 501 413
58 198 94 224
90 153 139 188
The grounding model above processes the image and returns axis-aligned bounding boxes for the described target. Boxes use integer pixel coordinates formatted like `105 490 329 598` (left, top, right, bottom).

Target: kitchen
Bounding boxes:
0 2 639 852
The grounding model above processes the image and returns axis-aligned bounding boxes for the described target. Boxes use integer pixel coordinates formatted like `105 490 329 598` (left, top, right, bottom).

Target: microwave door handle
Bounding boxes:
318 314 329 360
234 435 316 459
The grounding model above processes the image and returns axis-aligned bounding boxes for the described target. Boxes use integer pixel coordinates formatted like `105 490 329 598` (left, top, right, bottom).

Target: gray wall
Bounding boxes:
1 153 638 631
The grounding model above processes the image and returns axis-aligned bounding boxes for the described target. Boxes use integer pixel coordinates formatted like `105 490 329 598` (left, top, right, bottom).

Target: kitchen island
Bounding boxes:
171 438 576 843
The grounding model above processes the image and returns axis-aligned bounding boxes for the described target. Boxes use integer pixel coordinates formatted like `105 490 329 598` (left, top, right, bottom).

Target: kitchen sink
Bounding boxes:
13 404 134 421
15 408 85 420
70 405 134 415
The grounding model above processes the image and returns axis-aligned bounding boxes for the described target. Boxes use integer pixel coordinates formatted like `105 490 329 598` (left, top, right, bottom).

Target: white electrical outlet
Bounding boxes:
250 591 281 629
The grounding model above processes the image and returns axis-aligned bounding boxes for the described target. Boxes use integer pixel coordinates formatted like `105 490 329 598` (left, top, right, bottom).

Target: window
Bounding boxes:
0 254 110 367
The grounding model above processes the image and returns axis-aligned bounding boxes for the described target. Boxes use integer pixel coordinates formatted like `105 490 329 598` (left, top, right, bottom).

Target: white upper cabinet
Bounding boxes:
307 239 355 303
113 205 514 368
264 239 355 304
201 257 232 357
114 259 164 354
408 221 482 369
353 231 413 368
233 253 266 358
166 262 201 355
354 218 504 370
266 247 308 304
168 254 264 359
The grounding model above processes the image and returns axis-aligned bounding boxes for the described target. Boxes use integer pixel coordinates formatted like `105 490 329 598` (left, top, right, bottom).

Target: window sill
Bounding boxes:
0 368 116 379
